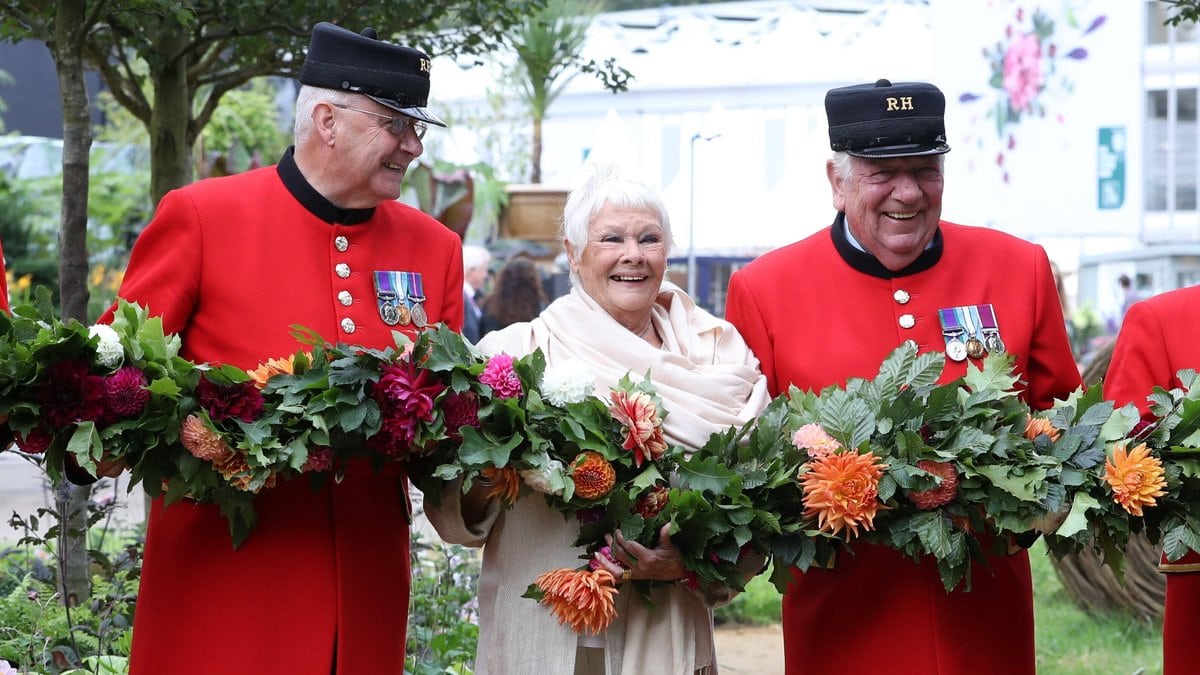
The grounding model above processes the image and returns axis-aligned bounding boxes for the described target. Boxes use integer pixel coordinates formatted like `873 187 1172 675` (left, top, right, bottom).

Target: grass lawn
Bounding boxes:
717 541 1164 675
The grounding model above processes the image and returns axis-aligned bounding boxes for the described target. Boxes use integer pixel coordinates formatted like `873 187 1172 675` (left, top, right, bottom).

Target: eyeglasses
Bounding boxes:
331 103 428 140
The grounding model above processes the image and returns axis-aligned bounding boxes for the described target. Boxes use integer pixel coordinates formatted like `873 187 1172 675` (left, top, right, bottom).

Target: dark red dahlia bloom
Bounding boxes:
371 361 445 450
36 360 105 426
104 366 150 417
15 427 53 454
301 446 333 473
197 377 264 423
442 391 481 439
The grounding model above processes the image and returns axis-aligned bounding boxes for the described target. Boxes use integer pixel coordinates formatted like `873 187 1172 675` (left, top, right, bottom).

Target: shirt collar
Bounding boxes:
276 147 376 225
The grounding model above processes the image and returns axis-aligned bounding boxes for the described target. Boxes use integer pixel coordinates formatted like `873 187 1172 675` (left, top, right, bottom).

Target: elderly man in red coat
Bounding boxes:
100 22 463 674
725 79 1081 674
1104 284 1200 675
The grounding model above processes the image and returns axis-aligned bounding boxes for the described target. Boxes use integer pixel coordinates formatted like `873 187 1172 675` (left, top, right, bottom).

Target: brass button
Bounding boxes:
337 290 353 307
893 289 910 304
340 318 356 334
898 314 916 329
334 236 349 252
335 263 351 279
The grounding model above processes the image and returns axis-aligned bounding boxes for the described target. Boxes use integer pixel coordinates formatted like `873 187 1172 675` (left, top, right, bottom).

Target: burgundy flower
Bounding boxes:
15 427 53 454
197 377 264 423
36 360 105 426
479 354 523 399
442 391 481 439
104 366 150 417
371 361 445 451
574 507 606 525
301 446 333 473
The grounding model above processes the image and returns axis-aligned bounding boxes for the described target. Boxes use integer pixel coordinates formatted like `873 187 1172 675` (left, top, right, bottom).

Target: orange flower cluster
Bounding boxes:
609 390 667 467
482 466 522 506
572 452 617 500
801 451 887 539
1024 415 1062 442
534 567 619 635
246 353 303 389
1105 442 1167 517
179 415 275 493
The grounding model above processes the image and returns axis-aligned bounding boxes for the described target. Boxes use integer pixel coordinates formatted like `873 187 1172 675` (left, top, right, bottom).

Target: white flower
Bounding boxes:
540 360 595 406
88 324 124 368
0 660 18 675
520 458 566 496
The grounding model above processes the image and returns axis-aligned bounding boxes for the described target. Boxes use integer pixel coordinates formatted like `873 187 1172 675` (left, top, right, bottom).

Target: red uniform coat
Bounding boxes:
0 238 8 311
1104 284 1200 675
725 217 1080 675
114 152 464 675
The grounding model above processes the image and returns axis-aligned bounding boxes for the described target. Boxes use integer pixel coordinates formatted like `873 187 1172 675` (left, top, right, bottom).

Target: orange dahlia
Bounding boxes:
534 567 619 635
1105 442 1167 517
572 452 616 501
1024 415 1062 442
211 451 276 493
801 451 887 539
481 466 521 506
246 353 304 389
180 415 234 462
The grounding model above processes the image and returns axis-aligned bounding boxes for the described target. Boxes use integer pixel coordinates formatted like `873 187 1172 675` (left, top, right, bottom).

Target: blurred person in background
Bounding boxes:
478 256 546 336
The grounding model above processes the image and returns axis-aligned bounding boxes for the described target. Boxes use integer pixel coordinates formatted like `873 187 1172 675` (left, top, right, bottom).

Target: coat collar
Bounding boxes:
830 211 942 279
276 147 376 225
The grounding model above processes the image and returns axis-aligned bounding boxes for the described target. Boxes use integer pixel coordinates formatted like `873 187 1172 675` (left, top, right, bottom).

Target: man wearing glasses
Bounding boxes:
106 21 464 674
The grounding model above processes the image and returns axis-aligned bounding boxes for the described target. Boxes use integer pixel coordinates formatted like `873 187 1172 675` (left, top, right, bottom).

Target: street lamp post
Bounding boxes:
688 132 719 299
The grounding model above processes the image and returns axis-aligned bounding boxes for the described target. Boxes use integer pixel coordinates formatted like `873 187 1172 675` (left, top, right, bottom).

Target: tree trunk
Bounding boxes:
49 0 94 604
531 115 543 184
148 26 193 204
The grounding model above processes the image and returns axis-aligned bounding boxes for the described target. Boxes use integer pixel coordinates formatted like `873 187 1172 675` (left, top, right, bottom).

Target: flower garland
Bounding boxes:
8 296 1200 633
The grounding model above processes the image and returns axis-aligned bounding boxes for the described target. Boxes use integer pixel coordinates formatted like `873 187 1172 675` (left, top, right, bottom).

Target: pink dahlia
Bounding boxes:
36 360 105 426
791 423 842 459
103 366 150 417
479 354 523 399
197 377 264 423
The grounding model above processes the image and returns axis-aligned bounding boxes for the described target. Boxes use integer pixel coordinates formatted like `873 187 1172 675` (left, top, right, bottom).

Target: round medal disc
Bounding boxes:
985 333 1005 353
946 339 968 362
965 337 986 359
410 303 428 327
396 304 411 326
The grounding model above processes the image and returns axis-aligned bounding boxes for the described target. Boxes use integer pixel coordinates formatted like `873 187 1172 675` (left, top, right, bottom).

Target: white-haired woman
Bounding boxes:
428 166 769 674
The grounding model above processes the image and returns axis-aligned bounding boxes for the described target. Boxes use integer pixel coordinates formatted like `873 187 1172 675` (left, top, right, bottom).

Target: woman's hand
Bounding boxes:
592 524 686 584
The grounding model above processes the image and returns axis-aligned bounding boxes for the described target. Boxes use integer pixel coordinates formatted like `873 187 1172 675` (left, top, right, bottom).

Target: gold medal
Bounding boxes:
965 336 986 359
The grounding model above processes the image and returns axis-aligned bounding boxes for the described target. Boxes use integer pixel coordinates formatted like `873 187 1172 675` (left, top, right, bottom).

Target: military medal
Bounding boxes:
395 272 412 325
978 304 1005 353
937 308 968 362
961 306 986 359
374 271 411 326
407 272 428 327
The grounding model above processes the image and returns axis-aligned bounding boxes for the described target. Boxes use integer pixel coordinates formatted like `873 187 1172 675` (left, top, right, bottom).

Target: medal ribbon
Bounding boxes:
374 271 396 301
978 304 999 331
407 272 425 302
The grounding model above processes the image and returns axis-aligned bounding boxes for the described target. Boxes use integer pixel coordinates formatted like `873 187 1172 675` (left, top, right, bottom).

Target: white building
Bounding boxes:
429 0 1190 318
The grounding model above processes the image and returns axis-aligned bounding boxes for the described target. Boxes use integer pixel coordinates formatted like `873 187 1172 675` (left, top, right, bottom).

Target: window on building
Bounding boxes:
1148 1 1200 44
1145 88 1198 212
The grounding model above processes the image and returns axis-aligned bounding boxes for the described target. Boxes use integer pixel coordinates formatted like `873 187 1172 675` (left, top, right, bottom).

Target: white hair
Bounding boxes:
462 244 491 273
561 164 674 255
293 85 360 145
830 150 946 180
